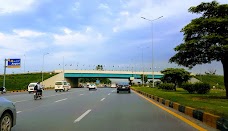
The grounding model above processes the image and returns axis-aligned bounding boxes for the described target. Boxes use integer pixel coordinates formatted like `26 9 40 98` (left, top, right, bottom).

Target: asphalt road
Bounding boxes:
1 88 211 131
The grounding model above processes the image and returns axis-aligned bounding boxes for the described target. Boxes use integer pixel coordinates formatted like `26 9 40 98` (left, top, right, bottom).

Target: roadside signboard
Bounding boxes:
7 59 21 68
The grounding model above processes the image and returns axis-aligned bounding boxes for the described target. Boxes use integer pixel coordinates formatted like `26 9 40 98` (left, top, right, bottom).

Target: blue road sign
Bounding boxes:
7 59 21 68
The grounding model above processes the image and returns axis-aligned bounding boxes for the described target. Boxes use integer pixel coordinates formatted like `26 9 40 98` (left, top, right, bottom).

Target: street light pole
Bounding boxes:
141 16 163 87
24 54 26 73
42 53 49 86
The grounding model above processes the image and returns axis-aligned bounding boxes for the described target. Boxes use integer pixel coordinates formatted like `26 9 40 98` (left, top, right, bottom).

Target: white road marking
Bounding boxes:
74 109 92 123
101 98 105 101
80 94 84 96
108 93 111 95
55 98 67 103
17 111 22 114
13 100 28 104
112 90 115 92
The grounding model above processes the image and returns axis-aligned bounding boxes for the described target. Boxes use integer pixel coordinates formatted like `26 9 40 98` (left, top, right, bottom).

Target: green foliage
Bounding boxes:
195 83 211 94
158 83 175 90
169 1 228 98
79 78 111 84
182 82 210 94
96 65 104 70
161 68 191 90
0 73 57 91
131 86 228 118
182 83 195 94
140 74 148 84
195 74 224 89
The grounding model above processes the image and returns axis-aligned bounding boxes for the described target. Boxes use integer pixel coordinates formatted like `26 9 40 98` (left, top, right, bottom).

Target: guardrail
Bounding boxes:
131 88 228 131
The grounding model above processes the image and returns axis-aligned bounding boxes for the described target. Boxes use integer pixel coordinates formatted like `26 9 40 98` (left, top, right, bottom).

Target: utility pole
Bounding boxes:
3 59 7 88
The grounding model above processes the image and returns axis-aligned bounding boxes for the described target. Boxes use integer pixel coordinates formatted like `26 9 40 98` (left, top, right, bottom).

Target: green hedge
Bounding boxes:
182 82 210 94
158 83 175 90
0 72 57 91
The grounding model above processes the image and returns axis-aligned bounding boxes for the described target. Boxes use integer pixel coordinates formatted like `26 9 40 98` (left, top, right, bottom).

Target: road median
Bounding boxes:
131 87 228 130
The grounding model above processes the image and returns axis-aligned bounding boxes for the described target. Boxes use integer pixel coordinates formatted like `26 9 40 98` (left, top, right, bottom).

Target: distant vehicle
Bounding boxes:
0 97 16 130
88 84 97 91
55 81 70 92
0 87 6 94
111 83 117 88
28 82 38 94
117 84 131 93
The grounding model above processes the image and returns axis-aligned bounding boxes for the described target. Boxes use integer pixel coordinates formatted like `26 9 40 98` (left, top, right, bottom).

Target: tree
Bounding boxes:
169 1 228 98
140 74 148 85
160 68 191 91
96 65 103 70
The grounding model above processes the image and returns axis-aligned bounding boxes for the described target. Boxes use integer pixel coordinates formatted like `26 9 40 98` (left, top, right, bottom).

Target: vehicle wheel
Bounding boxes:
34 95 37 100
28 91 31 94
117 91 119 93
0 112 12 131
60 90 62 92
55 90 57 92
128 91 131 93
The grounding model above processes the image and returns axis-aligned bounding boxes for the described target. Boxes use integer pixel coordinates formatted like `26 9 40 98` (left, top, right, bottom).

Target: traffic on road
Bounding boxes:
0 87 214 131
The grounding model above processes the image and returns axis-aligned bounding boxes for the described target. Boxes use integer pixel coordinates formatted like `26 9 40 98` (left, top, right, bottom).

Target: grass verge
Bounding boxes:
132 86 228 118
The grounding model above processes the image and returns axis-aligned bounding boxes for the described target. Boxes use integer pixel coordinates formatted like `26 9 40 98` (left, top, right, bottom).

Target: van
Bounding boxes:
28 82 38 93
55 81 70 92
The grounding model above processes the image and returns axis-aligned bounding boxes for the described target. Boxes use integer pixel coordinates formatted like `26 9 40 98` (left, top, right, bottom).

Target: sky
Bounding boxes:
0 0 226 75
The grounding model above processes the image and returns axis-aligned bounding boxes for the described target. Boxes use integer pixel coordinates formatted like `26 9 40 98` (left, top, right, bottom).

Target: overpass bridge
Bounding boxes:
43 70 163 88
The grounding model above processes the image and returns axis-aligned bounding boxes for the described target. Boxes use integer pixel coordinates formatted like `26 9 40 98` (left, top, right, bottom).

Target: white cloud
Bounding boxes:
98 3 112 15
72 2 80 11
120 11 129 16
0 30 47 59
98 3 109 10
0 0 35 14
53 27 106 47
114 0 228 32
13 29 46 37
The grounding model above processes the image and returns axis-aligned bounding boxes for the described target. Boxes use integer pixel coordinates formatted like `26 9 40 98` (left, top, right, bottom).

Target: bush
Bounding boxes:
182 83 195 93
182 82 210 94
195 83 210 94
158 83 175 90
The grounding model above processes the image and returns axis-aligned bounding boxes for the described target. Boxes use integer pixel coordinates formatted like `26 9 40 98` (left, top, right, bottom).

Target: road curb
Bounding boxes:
131 88 228 130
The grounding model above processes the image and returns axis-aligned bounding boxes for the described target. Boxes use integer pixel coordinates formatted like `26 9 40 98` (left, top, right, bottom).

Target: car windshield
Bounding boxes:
29 84 36 87
55 82 62 85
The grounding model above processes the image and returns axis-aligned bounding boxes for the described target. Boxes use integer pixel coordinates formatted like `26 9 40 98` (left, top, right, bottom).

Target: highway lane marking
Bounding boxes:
133 90 207 131
80 94 84 96
17 111 22 114
100 98 105 101
55 98 68 103
13 100 28 104
108 93 111 95
74 109 92 123
12 90 86 103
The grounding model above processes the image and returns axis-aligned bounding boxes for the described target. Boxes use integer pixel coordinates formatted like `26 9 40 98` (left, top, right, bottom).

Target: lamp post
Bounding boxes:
42 53 49 86
141 16 163 87
24 54 26 73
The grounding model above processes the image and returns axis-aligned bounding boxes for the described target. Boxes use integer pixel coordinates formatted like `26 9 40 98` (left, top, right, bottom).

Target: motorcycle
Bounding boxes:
34 90 42 100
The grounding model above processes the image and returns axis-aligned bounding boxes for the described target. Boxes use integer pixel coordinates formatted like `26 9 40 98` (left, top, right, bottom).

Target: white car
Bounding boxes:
88 84 97 90
55 81 70 92
28 82 38 93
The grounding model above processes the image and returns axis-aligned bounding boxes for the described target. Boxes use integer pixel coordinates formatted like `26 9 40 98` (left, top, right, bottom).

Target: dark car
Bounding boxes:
117 84 131 93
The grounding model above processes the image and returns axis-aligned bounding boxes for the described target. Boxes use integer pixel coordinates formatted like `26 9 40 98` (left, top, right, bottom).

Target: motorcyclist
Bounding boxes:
34 82 43 96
